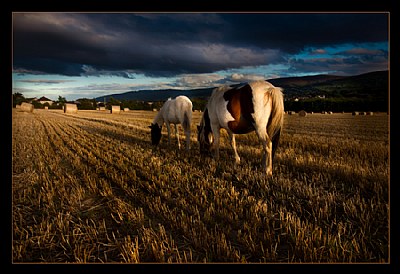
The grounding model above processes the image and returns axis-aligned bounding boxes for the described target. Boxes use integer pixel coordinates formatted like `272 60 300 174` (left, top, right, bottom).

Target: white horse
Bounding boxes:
197 80 284 176
149 95 193 150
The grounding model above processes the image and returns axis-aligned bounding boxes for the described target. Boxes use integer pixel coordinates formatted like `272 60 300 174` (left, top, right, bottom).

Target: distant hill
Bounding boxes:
312 70 388 98
95 87 215 103
95 70 388 104
274 70 388 99
268 74 346 87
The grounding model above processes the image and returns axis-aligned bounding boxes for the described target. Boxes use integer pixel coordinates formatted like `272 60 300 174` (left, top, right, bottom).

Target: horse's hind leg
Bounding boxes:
255 128 273 176
260 138 273 176
211 124 221 161
228 132 240 164
166 123 172 146
184 127 190 151
174 124 181 149
265 139 273 176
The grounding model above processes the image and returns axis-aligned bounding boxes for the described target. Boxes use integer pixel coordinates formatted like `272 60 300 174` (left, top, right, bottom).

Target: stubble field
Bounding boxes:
12 108 389 263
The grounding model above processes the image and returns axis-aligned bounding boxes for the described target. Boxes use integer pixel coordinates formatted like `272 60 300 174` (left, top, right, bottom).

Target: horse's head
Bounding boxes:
149 123 162 146
197 109 213 154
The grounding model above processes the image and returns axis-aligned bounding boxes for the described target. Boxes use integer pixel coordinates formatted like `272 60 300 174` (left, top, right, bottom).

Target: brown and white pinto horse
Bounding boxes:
197 80 284 176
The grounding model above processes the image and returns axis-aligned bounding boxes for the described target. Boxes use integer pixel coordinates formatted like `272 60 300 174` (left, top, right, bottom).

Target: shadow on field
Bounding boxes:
77 121 269 184
80 120 387 202
80 118 388 201
79 124 152 147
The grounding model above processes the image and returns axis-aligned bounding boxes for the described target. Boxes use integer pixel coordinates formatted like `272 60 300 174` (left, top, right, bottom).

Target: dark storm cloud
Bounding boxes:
288 54 388 75
18 79 74 84
219 13 388 52
12 13 388 77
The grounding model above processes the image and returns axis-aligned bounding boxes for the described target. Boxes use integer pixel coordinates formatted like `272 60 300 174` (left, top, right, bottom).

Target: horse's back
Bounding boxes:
174 95 192 116
208 80 276 108
206 80 283 133
163 95 192 124
175 95 192 104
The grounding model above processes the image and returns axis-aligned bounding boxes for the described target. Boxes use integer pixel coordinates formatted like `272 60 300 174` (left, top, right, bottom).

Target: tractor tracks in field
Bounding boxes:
37 113 198 235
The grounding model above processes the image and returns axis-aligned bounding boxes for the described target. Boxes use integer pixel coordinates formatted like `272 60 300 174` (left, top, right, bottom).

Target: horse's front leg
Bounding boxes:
211 125 220 161
174 124 181 149
228 132 240 165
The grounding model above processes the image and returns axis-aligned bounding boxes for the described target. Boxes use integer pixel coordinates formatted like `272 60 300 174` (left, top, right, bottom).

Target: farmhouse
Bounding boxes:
36 96 54 105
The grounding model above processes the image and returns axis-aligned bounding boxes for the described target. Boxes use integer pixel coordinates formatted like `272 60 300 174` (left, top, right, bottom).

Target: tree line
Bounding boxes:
284 97 388 113
13 93 386 113
12 93 208 112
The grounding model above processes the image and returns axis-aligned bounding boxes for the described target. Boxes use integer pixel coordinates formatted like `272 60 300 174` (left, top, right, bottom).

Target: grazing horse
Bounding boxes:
149 95 193 150
197 80 284 176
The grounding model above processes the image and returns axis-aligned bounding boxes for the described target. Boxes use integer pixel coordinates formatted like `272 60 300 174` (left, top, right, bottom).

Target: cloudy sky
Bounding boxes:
12 12 389 101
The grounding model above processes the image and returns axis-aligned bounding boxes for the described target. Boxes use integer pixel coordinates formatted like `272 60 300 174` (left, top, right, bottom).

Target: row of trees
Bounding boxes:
12 93 67 109
13 93 387 113
12 93 208 112
284 97 388 113
106 97 207 111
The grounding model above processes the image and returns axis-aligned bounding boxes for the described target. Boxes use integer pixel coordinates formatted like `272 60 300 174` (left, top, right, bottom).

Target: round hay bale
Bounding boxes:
298 110 307 117
20 102 34 113
111 105 121 114
352 111 359 116
64 103 78 113
123 108 129 112
367 111 374 115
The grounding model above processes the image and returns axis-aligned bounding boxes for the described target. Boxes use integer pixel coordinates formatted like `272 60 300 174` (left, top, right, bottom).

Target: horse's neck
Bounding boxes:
153 109 164 126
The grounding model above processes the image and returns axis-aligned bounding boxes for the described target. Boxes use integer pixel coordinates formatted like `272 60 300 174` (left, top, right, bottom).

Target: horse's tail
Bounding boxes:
267 86 284 156
183 109 192 131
